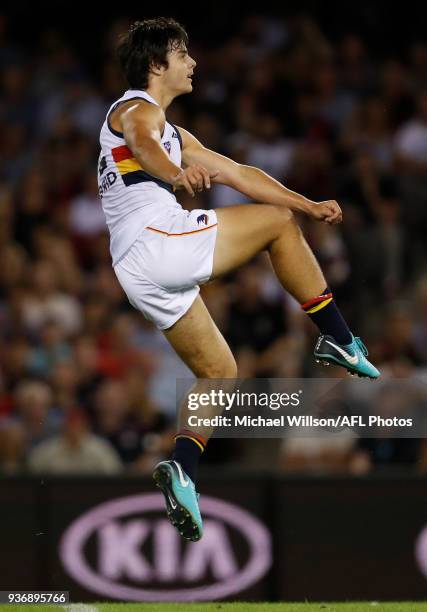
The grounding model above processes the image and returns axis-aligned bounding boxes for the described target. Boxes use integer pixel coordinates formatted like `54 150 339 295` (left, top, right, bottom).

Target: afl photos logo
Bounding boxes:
59 493 272 602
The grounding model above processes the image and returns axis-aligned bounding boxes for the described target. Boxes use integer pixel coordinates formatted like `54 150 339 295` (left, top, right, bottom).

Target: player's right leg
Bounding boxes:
212 204 380 379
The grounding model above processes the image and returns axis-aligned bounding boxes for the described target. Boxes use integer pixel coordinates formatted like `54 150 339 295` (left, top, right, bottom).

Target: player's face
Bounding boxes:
164 43 196 94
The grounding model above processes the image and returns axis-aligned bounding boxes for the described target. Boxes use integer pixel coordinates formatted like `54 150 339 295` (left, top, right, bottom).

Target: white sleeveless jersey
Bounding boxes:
98 89 183 265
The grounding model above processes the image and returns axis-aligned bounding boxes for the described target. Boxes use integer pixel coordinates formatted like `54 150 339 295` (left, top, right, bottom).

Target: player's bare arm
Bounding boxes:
118 101 217 197
178 125 342 224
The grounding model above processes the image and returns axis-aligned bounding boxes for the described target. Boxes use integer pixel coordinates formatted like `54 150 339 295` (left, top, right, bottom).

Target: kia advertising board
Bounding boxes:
59 493 272 601
47 478 272 602
1 476 427 601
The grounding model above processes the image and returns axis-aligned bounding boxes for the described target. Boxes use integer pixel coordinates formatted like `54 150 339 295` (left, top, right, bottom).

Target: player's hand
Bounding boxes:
308 200 343 224
172 165 219 197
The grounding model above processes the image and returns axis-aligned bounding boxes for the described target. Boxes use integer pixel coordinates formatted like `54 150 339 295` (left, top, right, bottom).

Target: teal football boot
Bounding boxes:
314 334 380 379
153 460 203 541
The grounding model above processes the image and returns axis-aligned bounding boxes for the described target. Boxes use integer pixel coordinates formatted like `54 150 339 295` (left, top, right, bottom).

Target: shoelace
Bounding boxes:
354 336 368 356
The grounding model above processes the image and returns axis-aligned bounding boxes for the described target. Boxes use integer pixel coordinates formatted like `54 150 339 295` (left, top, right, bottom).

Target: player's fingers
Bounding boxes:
325 208 340 222
317 200 340 223
322 200 339 212
188 169 204 191
327 211 342 224
329 202 342 215
328 206 340 217
182 175 195 197
194 169 206 191
324 208 338 220
332 204 342 219
319 204 331 219
199 167 212 189
196 165 211 190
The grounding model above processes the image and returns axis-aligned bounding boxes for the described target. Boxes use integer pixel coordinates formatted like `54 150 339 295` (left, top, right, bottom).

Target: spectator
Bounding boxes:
27 408 122 474
13 380 61 449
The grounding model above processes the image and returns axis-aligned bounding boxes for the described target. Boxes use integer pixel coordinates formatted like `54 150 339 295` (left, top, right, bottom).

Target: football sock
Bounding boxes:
171 429 207 484
301 286 352 345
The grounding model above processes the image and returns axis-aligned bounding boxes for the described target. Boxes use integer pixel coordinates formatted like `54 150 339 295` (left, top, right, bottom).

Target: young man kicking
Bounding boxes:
98 17 380 542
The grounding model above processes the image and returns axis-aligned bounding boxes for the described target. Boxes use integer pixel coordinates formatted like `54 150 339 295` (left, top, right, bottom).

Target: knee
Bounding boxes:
272 205 294 227
262 206 297 252
260 205 295 238
201 356 238 379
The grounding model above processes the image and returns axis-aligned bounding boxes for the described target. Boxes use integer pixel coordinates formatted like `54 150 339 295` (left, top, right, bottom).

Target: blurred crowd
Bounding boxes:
1 13 427 477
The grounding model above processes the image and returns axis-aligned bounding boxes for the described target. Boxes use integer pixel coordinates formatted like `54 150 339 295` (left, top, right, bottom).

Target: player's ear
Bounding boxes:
149 60 167 77
149 64 161 77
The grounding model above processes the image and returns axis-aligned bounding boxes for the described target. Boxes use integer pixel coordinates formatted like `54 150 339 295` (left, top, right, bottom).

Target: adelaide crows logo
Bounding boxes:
197 213 209 225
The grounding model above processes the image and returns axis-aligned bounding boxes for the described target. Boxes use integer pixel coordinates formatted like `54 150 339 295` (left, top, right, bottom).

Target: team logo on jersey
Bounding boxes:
163 141 171 155
98 155 107 176
197 214 209 225
172 132 179 138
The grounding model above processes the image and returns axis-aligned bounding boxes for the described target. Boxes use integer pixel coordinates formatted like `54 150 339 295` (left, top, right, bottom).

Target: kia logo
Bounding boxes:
59 493 272 601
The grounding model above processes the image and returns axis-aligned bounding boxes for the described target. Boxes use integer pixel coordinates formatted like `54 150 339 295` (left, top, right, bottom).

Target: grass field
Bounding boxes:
1 602 427 612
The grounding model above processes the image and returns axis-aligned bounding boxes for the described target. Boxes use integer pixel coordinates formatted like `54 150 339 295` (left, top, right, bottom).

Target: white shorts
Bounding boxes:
113 208 218 330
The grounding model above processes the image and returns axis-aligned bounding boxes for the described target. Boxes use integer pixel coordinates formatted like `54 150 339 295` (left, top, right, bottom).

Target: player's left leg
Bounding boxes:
153 295 237 541
212 204 380 379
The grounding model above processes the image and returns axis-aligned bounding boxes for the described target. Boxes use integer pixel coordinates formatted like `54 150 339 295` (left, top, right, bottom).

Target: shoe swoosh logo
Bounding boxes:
325 340 359 365
167 493 177 509
173 461 190 487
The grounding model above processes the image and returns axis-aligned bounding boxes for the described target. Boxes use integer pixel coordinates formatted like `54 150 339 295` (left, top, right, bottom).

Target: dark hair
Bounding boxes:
117 17 189 89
